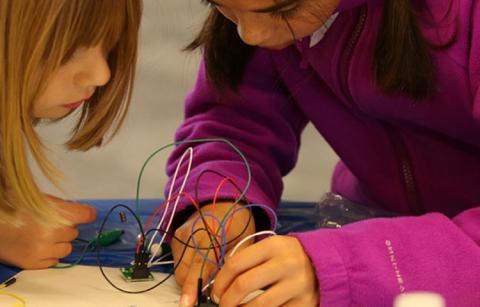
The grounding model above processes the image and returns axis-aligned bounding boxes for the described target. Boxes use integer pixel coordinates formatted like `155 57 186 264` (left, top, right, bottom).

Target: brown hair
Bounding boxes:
187 0 449 99
0 0 142 225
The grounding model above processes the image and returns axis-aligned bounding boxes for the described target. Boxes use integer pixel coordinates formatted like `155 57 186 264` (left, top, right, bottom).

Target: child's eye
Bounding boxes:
199 0 301 20
270 5 301 20
61 47 86 64
269 1 303 20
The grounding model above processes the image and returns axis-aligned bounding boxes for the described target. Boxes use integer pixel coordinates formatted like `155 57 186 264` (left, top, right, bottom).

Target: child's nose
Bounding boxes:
75 47 111 88
237 17 270 46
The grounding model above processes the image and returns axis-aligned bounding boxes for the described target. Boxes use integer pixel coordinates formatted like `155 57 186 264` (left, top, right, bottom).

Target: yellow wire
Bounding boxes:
0 283 26 307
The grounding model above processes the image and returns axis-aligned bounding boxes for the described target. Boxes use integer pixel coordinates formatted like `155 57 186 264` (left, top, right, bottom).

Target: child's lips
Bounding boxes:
63 94 92 110
63 100 84 110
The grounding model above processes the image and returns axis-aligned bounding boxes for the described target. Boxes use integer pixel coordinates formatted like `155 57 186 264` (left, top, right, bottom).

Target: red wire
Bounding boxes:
136 176 244 256
136 191 201 254
211 176 241 234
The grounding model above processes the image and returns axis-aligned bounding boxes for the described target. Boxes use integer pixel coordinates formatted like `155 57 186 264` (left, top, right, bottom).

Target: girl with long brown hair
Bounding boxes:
0 0 142 269
168 0 480 306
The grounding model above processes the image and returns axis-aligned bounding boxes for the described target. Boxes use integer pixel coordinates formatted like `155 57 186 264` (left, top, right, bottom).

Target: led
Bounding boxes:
150 243 163 257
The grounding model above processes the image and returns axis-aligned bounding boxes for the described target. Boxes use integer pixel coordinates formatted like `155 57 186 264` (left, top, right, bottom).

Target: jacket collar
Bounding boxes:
337 0 369 12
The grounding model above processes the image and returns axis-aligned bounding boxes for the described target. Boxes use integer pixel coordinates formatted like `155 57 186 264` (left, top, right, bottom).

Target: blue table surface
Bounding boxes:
0 199 318 283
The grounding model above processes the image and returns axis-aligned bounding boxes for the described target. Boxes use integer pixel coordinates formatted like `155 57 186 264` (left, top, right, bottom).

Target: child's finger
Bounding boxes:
173 249 194 285
38 259 59 269
180 252 217 307
46 195 97 224
215 259 283 307
49 242 73 259
53 227 79 242
61 203 97 225
172 225 196 285
242 280 294 307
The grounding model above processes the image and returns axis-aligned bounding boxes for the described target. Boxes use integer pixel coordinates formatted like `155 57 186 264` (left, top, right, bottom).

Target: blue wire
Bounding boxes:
189 204 279 271
225 204 279 232
197 204 279 295
190 213 227 266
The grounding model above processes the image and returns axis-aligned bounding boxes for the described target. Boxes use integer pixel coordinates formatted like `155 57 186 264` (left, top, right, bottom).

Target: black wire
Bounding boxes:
142 217 251 251
191 210 221 264
96 203 253 294
193 169 250 204
180 205 253 251
97 203 213 294
100 228 210 294
192 169 253 261
141 217 252 252
97 203 252 251
193 170 237 263
141 200 253 251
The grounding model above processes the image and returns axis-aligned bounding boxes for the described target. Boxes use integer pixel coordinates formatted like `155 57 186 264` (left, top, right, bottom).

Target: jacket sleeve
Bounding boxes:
291 208 480 306
164 48 308 229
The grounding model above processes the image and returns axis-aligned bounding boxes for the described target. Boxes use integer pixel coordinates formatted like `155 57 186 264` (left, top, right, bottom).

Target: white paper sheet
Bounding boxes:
0 265 181 307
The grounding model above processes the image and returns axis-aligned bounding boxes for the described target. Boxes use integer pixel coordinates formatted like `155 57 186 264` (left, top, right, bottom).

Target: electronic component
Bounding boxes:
120 248 154 282
149 243 162 258
119 211 127 223
120 266 154 282
92 229 124 247
132 248 151 279
196 278 219 307
197 303 218 307
0 277 16 288
149 242 172 258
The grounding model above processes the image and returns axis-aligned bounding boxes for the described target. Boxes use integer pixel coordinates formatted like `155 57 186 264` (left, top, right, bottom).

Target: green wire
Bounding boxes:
133 138 252 278
135 138 251 213
51 230 125 269
74 238 91 244
50 240 95 269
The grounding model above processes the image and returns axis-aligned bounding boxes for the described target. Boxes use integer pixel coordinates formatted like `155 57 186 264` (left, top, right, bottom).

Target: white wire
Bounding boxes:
150 252 172 265
200 231 277 293
147 147 193 262
230 230 277 257
155 147 194 257
202 279 215 292
147 260 175 267
147 147 194 265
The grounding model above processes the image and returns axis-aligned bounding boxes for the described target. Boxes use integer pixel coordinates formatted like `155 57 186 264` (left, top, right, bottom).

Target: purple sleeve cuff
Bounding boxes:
291 230 352 307
290 211 480 306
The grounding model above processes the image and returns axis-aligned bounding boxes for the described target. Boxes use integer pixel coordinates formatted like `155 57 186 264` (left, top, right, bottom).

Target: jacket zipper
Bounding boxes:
340 6 367 105
384 124 422 214
339 6 421 213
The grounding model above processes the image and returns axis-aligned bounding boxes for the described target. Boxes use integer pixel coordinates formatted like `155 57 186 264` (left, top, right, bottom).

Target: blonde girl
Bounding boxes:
0 0 142 269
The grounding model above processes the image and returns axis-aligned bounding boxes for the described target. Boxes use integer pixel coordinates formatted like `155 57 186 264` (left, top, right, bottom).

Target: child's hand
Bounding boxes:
172 202 256 307
211 235 319 307
0 195 96 269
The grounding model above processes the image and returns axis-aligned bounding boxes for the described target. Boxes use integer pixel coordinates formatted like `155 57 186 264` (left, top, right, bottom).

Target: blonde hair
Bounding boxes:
0 0 142 225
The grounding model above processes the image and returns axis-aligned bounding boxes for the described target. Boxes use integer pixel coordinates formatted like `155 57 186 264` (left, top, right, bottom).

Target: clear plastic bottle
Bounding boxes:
315 192 398 228
394 292 446 307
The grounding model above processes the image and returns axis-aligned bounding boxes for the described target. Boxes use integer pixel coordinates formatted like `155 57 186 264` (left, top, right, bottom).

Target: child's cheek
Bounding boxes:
216 7 238 25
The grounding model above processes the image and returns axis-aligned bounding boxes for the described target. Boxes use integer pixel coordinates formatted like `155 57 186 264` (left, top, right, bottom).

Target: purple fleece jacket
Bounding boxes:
166 0 480 305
